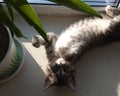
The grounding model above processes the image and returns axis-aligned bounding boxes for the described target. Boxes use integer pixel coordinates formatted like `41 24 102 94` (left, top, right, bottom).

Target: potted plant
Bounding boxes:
0 0 101 82
0 22 25 82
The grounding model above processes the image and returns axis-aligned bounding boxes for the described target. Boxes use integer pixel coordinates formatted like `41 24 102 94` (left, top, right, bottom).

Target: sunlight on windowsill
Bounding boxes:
22 42 48 74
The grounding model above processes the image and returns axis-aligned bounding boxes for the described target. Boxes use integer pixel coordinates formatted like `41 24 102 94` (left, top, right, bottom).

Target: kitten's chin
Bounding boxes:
56 58 69 65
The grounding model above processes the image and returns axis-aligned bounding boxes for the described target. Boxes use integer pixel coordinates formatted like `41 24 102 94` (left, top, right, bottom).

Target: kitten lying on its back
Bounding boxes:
32 6 120 91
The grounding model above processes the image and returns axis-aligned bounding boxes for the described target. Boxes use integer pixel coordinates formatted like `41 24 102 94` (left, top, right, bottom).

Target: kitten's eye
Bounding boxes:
63 65 72 74
50 63 58 73
63 66 69 73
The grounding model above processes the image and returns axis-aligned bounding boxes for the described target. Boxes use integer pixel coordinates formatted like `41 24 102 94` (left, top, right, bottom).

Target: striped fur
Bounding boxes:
32 6 120 90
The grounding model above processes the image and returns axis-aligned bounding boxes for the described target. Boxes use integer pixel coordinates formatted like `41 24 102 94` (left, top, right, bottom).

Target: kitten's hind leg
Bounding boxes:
105 5 120 17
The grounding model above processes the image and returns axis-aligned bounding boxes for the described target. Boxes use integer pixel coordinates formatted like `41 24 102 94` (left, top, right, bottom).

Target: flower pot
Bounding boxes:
0 23 25 83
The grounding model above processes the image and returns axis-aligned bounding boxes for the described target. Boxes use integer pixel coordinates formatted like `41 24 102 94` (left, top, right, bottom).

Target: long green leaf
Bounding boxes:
6 0 49 43
48 0 102 18
3 0 14 22
0 3 26 38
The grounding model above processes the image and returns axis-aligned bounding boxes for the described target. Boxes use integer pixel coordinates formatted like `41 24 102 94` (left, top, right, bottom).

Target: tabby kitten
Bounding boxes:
32 5 120 91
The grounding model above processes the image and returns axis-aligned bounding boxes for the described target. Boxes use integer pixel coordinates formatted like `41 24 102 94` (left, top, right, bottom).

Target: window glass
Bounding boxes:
27 0 119 6
83 0 119 6
0 0 119 7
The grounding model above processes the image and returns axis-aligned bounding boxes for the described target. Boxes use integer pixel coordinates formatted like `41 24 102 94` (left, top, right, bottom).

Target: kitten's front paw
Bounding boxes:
32 35 45 48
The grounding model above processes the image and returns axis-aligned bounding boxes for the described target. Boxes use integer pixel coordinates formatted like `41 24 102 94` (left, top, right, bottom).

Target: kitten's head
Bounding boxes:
105 5 120 17
44 58 75 91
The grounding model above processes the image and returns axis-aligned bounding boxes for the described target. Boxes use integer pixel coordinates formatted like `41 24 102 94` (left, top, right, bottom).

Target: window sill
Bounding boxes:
0 12 120 96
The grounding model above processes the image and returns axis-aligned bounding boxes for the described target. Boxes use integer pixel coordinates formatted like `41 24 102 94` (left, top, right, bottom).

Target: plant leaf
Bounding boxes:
48 0 102 18
6 0 49 43
3 0 14 21
0 3 26 38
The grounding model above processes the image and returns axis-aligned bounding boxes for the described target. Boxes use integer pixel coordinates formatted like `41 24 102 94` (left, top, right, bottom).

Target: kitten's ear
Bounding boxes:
67 78 76 91
44 77 54 90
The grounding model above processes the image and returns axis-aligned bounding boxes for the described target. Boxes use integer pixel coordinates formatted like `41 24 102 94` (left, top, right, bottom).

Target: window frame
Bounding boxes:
28 0 120 16
1 0 120 16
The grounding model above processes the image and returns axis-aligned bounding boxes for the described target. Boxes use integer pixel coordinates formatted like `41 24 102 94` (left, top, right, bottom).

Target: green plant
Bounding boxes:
0 0 102 42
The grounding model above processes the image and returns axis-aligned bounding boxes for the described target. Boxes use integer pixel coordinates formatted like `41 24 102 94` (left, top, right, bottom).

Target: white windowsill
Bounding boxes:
1 3 120 96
